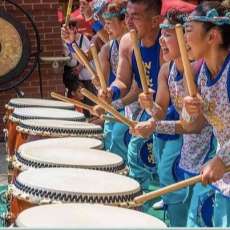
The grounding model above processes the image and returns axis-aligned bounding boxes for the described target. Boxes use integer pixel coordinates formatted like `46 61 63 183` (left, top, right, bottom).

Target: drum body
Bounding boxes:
10 168 141 219
12 139 127 180
15 119 103 152
15 203 167 228
4 98 75 155
7 108 85 156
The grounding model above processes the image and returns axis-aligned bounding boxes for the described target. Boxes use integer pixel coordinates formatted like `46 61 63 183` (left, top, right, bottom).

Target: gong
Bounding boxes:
0 10 30 84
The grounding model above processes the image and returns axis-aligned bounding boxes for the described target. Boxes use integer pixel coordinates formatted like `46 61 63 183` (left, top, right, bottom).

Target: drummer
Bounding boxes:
132 5 218 226
93 0 141 163
182 1 230 227
96 0 181 213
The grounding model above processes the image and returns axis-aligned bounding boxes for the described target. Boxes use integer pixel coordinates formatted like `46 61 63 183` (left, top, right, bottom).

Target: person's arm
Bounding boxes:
98 42 110 85
112 80 141 111
111 33 133 97
131 63 171 138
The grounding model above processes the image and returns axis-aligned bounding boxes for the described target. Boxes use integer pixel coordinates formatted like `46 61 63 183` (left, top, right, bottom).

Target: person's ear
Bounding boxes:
207 28 220 46
152 15 162 29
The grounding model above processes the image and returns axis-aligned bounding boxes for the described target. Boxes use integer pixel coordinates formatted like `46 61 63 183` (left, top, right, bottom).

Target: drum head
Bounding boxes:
13 168 141 204
16 203 167 228
8 98 74 110
18 137 102 151
15 147 125 173
11 107 85 122
18 119 103 138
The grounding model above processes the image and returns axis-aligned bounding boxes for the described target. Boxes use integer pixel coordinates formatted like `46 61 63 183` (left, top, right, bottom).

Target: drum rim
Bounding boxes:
14 150 127 174
8 98 75 110
16 120 103 137
12 169 141 205
10 107 85 122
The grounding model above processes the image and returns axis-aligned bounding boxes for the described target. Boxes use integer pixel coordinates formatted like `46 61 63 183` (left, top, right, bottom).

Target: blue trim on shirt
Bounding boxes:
205 54 230 87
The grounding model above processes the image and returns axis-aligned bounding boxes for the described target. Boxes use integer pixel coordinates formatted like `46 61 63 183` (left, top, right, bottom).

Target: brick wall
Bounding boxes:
0 0 65 140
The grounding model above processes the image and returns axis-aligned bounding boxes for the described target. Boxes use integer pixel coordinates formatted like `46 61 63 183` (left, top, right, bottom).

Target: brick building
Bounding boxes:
0 0 65 140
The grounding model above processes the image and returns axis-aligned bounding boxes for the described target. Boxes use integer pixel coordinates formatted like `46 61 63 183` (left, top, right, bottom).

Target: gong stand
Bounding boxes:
0 0 42 97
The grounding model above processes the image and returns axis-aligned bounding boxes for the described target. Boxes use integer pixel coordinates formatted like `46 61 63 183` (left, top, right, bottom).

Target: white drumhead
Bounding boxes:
16 204 167 228
14 168 140 203
18 137 102 152
11 107 85 121
16 148 124 172
8 98 74 110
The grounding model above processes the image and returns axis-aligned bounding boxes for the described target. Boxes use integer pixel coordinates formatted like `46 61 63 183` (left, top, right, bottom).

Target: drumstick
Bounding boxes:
134 166 230 205
65 0 73 26
51 92 93 112
90 44 107 92
175 24 197 97
81 88 135 128
72 43 98 79
130 30 149 94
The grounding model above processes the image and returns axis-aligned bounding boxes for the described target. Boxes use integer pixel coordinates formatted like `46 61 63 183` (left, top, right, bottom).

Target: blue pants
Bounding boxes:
104 119 114 150
153 135 189 227
103 111 130 164
214 191 230 227
109 122 130 164
186 180 215 227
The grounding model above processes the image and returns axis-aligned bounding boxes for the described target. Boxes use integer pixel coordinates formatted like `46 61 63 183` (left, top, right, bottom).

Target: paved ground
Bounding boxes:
0 142 7 185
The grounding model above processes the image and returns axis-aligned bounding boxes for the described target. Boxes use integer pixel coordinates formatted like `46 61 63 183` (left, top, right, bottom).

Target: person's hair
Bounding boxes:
129 0 162 15
165 9 190 25
105 0 127 20
63 65 81 97
192 1 230 49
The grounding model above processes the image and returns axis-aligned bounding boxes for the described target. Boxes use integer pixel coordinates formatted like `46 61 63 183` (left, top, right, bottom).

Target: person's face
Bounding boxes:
126 2 159 38
104 17 126 39
125 9 135 30
79 0 91 16
185 21 209 60
159 21 180 62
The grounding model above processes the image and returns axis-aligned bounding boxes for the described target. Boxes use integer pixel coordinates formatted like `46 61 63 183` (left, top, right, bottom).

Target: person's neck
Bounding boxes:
141 28 159 47
175 58 184 75
204 48 229 79
116 27 128 43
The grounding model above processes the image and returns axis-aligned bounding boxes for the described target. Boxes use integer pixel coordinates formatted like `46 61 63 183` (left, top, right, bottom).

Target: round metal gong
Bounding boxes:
0 11 30 84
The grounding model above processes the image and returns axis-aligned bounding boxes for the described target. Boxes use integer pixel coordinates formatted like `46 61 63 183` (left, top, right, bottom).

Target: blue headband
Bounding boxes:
160 23 175 30
187 9 230 25
102 8 127 19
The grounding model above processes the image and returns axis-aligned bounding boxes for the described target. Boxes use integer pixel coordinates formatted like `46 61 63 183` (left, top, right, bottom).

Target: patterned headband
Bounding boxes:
102 8 127 19
186 9 230 26
159 23 175 30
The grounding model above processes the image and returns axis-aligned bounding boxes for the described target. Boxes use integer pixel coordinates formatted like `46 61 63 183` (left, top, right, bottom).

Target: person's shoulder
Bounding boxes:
159 62 171 80
100 42 110 58
119 32 133 56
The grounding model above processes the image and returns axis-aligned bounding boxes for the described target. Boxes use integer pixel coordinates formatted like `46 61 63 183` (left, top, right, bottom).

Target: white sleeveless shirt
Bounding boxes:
197 54 230 197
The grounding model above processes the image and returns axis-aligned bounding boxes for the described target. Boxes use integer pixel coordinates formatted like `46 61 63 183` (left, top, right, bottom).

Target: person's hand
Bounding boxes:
91 105 105 117
138 89 155 110
183 95 203 117
98 88 113 104
130 119 156 139
61 25 75 43
200 156 226 185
